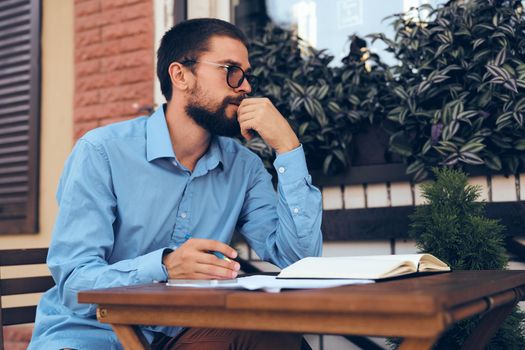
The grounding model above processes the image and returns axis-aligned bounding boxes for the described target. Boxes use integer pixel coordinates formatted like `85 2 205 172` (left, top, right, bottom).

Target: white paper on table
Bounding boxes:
167 275 374 293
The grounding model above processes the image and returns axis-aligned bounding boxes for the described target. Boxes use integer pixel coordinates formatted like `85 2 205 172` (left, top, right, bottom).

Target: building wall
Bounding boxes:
74 0 155 139
0 0 74 249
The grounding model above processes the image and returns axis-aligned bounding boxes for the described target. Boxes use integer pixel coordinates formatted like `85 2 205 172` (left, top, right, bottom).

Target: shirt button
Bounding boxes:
293 207 299 214
278 167 286 174
180 212 187 219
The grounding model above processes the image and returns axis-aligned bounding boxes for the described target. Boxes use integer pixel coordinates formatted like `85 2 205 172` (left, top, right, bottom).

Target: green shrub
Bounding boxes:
406 167 525 349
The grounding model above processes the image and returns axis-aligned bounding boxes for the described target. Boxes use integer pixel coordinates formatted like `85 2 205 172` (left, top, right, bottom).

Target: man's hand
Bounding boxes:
238 98 300 154
163 238 240 280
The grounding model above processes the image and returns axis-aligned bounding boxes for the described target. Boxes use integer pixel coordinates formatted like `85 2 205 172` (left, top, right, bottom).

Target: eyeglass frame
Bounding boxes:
181 60 257 91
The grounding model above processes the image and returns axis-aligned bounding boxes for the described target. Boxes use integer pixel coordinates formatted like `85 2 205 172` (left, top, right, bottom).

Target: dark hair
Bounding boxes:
157 18 248 101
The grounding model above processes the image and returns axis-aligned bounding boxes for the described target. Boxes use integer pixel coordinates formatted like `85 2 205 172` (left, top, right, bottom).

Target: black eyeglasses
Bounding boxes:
182 60 257 91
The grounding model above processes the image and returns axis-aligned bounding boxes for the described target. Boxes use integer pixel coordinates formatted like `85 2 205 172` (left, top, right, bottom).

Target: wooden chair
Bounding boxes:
0 248 54 350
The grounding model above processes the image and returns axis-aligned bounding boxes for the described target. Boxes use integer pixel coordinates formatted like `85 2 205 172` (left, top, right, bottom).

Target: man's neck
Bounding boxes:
164 102 211 172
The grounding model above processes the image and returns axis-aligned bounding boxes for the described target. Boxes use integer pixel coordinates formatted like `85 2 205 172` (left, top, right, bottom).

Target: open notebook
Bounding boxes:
166 254 450 292
276 253 450 280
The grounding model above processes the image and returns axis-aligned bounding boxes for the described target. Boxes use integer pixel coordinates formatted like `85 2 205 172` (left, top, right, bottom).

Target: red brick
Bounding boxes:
75 0 100 17
101 0 145 11
101 18 151 41
75 105 108 122
107 101 144 116
98 86 125 104
100 50 152 72
118 33 152 54
76 41 120 61
75 65 152 91
76 60 101 76
75 12 112 32
75 28 101 47
76 74 108 92
111 66 153 85
99 2 152 24
77 2 152 31
75 90 100 107
75 34 153 62
75 99 152 123
99 81 152 103
74 0 155 137
76 33 152 62
119 2 153 21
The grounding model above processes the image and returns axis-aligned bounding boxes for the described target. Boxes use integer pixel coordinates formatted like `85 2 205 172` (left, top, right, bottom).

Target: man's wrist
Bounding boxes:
275 138 300 155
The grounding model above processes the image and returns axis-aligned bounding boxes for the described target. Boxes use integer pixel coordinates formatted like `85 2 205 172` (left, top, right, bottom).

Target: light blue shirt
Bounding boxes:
29 105 323 350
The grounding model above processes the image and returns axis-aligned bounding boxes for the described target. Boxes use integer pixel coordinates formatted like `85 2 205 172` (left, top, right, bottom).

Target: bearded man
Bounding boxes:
29 18 322 350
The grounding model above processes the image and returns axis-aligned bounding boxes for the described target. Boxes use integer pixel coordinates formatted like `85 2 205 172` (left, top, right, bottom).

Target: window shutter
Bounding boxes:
0 0 41 233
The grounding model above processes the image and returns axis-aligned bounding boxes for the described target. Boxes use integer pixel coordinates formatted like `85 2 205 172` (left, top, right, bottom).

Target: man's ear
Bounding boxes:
168 62 192 92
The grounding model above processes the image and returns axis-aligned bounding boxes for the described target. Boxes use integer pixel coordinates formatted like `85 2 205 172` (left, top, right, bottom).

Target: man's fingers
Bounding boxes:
237 104 258 116
196 252 240 271
195 263 238 279
241 127 253 141
237 110 258 124
240 120 258 141
239 97 268 106
189 238 238 259
207 240 238 259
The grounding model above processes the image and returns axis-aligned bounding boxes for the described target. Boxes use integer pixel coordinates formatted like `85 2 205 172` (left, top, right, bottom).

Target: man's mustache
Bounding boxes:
224 96 246 105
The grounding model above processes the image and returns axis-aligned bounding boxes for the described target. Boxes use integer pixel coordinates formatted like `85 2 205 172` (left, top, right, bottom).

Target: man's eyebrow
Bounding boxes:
219 59 252 72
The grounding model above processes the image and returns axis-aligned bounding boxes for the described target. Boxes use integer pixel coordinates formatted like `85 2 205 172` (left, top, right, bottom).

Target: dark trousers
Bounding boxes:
152 328 312 350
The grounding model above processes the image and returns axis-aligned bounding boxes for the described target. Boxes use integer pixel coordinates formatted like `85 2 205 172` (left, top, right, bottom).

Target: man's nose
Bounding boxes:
236 77 252 95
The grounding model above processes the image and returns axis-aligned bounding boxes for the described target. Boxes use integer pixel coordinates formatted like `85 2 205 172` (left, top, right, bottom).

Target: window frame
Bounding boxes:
0 0 41 234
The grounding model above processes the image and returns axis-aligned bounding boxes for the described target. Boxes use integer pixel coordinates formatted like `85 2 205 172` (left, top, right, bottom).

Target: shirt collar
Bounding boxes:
146 105 224 173
196 136 223 175
146 105 176 162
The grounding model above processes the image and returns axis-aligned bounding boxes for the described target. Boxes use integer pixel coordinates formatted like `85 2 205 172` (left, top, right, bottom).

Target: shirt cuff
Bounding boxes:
273 145 309 184
136 248 171 283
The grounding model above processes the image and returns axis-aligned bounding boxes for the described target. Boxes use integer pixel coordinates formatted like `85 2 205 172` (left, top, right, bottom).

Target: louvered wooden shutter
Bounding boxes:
0 0 40 233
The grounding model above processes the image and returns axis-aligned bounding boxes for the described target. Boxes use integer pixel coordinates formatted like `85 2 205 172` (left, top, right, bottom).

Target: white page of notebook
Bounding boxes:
277 256 419 279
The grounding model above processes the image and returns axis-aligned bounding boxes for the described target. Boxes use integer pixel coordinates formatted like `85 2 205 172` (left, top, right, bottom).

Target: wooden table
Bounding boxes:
78 270 525 350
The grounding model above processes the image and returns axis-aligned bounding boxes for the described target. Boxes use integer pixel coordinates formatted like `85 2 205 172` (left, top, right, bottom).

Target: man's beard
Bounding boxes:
185 85 243 137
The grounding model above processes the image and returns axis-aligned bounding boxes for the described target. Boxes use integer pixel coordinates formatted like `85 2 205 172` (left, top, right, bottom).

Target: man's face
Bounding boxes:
184 36 253 137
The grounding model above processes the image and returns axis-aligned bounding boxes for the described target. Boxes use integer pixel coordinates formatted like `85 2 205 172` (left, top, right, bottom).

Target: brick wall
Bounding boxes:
74 0 155 140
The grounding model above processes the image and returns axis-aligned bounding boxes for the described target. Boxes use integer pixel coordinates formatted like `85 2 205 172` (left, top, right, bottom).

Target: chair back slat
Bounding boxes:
0 276 54 296
0 248 48 266
1 306 38 326
1 247 52 350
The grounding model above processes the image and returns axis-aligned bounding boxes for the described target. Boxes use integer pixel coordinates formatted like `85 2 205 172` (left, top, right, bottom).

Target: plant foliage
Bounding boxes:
373 0 525 181
404 167 525 349
246 25 389 174
244 1 525 181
